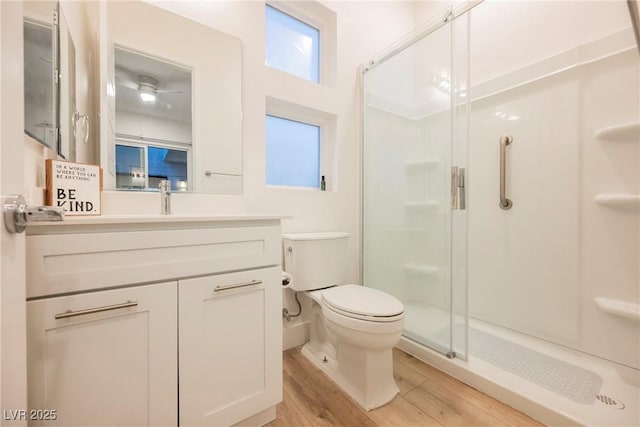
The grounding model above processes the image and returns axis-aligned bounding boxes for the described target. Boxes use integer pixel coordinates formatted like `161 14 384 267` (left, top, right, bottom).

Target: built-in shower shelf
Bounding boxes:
404 264 439 276
405 201 439 209
594 194 640 210
405 158 440 168
594 297 640 322
595 122 640 141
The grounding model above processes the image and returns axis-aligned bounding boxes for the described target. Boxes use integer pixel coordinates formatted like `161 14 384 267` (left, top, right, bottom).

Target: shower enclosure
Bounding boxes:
363 2 639 425
363 6 470 360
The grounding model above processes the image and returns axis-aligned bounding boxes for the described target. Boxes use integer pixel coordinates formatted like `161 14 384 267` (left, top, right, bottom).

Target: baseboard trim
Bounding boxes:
232 406 276 427
283 321 309 350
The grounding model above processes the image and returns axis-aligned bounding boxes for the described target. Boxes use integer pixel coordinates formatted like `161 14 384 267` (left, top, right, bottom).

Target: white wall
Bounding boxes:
138 0 418 230
467 0 634 86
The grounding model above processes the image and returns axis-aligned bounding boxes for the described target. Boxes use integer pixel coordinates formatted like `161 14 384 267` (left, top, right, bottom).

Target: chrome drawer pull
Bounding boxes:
55 300 138 320
214 280 262 293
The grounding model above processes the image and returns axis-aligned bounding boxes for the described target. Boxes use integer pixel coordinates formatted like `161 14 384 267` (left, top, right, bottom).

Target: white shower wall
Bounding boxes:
364 106 452 309
466 6 639 369
468 64 582 348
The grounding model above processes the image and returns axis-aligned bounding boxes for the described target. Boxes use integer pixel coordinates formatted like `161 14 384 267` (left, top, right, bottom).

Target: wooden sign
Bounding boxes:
46 160 102 216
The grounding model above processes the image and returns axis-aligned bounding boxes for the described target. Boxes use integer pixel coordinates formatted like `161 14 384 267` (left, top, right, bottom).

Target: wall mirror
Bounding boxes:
101 1 243 194
114 48 192 191
24 0 78 161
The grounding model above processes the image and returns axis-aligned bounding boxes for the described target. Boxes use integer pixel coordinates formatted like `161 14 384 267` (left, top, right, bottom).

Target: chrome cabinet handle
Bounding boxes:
55 300 138 320
214 280 262 293
499 135 513 210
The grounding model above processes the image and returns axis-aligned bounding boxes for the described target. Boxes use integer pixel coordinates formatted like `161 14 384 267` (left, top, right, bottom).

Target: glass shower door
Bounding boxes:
363 10 468 358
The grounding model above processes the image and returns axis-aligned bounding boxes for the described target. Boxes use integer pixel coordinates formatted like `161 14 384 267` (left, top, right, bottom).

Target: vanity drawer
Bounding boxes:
27 224 281 298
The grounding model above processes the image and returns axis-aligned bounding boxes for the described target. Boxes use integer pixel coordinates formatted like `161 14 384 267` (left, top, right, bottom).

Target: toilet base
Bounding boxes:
301 340 399 411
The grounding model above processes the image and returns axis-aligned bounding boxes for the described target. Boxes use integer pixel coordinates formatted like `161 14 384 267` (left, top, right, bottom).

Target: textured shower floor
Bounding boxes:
401 302 640 426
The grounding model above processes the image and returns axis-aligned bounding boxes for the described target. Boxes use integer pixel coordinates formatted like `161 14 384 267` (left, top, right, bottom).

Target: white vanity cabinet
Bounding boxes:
27 281 178 427
26 216 283 427
179 267 281 426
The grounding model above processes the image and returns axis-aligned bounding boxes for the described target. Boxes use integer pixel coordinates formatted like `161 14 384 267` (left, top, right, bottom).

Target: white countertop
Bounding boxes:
27 214 287 234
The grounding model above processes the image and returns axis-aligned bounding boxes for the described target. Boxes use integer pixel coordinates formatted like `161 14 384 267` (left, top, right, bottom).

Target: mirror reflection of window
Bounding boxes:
115 144 145 189
24 19 55 148
116 143 188 191
114 47 192 191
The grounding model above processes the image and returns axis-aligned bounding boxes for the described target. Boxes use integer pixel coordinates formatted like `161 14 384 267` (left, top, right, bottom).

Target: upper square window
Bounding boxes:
265 4 320 83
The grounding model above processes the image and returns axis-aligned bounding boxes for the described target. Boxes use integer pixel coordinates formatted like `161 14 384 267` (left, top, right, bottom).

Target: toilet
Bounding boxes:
282 232 404 410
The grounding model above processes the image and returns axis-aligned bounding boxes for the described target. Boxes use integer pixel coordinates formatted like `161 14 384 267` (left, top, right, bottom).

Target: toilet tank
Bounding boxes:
282 232 350 292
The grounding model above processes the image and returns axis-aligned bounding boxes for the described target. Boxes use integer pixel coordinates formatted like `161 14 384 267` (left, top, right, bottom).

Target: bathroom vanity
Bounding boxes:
25 215 282 426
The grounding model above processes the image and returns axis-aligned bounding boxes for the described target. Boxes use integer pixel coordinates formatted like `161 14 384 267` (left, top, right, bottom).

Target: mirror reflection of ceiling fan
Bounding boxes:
118 74 182 103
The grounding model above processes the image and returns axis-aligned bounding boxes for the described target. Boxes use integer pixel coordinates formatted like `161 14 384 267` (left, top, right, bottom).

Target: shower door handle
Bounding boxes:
499 135 513 210
451 167 466 210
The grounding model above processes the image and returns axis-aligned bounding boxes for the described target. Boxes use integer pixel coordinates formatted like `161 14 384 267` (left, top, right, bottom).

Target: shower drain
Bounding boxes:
596 394 625 409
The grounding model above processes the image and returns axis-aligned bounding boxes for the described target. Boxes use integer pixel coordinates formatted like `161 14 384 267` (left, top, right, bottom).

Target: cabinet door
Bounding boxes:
27 282 177 427
179 267 282 427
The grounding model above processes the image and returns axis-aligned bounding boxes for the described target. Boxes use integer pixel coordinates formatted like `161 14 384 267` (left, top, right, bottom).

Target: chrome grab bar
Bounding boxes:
55 300 138 320
499 135 513 210
214 280 262 293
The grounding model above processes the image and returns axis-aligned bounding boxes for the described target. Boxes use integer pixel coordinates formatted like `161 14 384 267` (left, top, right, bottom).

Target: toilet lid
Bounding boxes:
321 284 404 320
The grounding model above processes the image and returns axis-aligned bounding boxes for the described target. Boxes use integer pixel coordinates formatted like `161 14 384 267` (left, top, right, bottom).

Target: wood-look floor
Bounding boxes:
266 347 545 427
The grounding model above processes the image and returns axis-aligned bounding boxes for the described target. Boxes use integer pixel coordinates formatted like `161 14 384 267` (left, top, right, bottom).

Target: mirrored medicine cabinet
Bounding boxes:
24 0 80 161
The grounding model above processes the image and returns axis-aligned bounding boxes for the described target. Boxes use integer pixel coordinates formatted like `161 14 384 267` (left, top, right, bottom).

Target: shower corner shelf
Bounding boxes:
404 264 439 276
405 158 440 168
594 297 640 322
405 200 440 209
595 122 640 141
594 194 640 210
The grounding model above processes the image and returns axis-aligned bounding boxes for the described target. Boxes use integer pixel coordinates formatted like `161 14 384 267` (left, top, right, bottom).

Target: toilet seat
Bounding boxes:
321 284 404 322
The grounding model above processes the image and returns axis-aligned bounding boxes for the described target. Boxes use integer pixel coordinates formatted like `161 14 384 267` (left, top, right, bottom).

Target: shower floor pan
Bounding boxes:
399 302 640 426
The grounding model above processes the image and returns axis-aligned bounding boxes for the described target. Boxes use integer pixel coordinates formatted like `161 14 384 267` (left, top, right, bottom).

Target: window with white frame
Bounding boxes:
265 115 321 188
264 3 336 190
265 4 320 83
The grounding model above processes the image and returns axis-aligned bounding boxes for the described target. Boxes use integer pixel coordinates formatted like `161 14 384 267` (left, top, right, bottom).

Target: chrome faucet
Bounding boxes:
159 180 171 215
